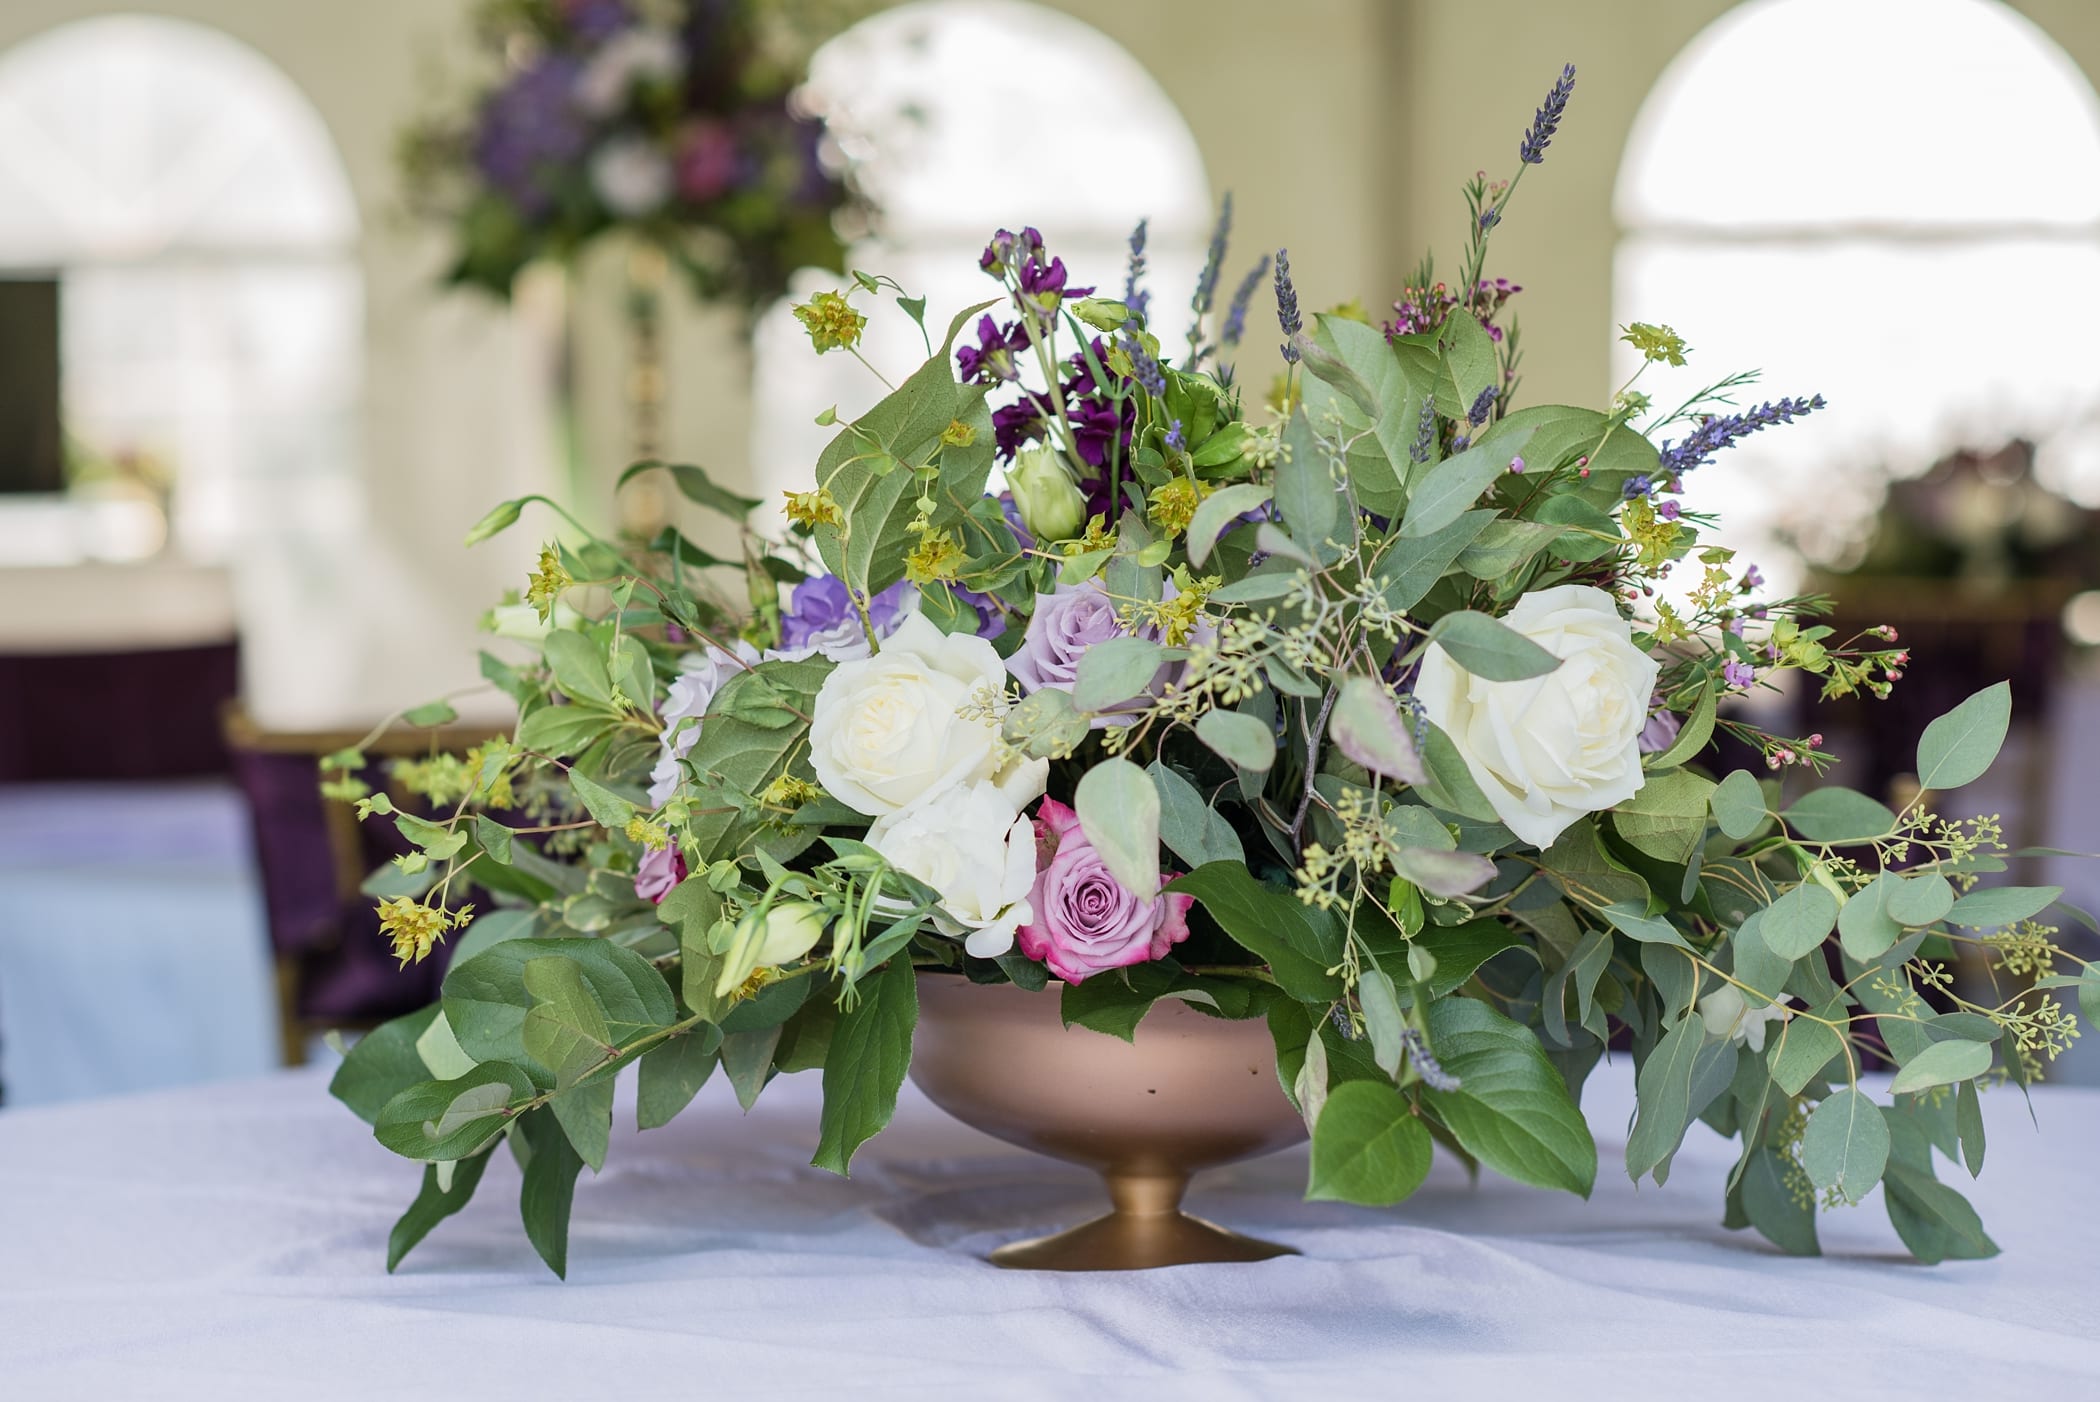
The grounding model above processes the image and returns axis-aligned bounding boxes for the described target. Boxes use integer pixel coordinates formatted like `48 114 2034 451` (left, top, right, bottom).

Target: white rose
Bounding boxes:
649 640 762 805
809 612 1047 818
867 781 1037 958
1415 584 1660 849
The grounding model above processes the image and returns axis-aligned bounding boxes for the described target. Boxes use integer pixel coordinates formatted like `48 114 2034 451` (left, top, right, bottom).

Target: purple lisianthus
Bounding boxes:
775 574 913 663
1638 702 1682 755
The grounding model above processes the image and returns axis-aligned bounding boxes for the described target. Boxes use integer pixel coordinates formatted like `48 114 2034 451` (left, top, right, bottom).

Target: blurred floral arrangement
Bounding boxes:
332 62 2093 1277
399 0 863 309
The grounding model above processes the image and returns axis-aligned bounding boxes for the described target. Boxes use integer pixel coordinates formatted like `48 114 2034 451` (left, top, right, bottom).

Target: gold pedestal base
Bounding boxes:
989 1170 1297 1271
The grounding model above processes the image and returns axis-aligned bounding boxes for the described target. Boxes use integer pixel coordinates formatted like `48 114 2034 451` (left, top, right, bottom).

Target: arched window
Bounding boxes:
1613 0 2100 576
0 14 362 563
749 0 1211 503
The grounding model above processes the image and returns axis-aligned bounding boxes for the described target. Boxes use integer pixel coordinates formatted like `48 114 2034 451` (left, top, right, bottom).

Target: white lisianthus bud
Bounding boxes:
714 900 828 998
1414 584 1660 848
1006 447 1088 545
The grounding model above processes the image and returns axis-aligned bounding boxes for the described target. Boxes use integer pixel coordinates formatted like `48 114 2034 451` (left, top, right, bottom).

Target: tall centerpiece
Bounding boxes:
400 0 865 518
333 65 2091 1276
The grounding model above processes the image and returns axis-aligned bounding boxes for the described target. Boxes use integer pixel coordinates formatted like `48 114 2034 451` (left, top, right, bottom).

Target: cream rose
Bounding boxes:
866 780 1037 958
1415 584 1660 849
809 612 1047 818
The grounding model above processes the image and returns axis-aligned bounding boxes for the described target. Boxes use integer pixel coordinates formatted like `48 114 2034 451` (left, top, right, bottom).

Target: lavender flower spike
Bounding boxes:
1275 247 1303 364
1409 393 1437 464
1399 1026 1460 1092
1187 193 1234 355
1657 394 1826 477
1220 254 1272 349
1123 217 1150 324
1466 385 1499 425
1518 63 1577 165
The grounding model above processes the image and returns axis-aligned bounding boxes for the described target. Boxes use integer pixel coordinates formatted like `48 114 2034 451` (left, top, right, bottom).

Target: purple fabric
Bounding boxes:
0 643 238 782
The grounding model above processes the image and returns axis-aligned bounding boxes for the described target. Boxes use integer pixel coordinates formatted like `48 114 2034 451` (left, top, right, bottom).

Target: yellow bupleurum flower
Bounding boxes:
783 485 844 529
904 528 965 585
377 897 473 967
1147 476 1212 538
525 544 571 622
939 419 977 449
793 290 866 353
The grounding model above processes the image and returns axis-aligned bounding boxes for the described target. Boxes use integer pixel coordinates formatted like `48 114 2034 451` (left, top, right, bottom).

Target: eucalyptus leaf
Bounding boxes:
1762 885 1840 959
1802 1087 1889 1205
1196 708 1277 772
1710 769 1768 841
1072 636 1169 711
1328 676 1428 784
1915 681 2011 792
1429 611 1561 682
1889 1039 1993 1096
1946 884 2061 928
1075 758 1163 895
1186 483 1272 567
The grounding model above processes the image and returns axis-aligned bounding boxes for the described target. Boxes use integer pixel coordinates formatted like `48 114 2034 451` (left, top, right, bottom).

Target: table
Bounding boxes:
2 1061 2095 1399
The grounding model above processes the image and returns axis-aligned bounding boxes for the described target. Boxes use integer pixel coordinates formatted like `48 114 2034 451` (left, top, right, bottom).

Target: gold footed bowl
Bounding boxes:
909 972 1307 1271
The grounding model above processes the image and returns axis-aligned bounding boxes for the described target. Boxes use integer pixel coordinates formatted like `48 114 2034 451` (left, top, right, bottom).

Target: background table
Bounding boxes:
2 1060 2095 1399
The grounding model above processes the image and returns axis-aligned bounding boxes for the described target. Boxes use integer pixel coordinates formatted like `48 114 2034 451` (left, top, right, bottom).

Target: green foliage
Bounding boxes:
1421 998 1596 1196
813 958 917 1175
1308 1080 1434 1205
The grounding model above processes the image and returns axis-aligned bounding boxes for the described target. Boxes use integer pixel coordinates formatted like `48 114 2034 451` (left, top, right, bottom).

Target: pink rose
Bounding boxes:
1016 798 1192 984
635 843 687 904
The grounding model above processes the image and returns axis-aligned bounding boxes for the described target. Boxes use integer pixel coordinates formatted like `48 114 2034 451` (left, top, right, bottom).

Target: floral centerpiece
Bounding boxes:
400 0 862 308
332 64 2092 1276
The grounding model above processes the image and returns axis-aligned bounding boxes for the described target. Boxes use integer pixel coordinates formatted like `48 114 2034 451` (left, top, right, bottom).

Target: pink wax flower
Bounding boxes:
635 843 687 904
1015 797 1192 984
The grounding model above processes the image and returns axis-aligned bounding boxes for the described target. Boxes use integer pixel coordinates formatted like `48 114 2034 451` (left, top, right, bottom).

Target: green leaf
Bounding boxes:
1410 919 1525 999
1802 1087 1889 1205
1884 1162 1999 1263
1601 902 1689 949
1762 884 1840 959
1186 483 1273 567
1626 1016 1735 1185
1784 788 1897 843
516 702 619 758
720 1026 781 1110
1148 762 1245 869
1956 1078 1986 1177
1731 913 1792 1002
681 659 827 861
1072 636 1170 711
1401 428 1537 539
1168 863 1343 1001
1456 519 1563 579
1074 757 1162 896
542 629 615 708
637 1026 723 1130
404 700 459 727
415 1010 477 1081
387 1148 495 1272
1613 770 1717 865
1710 769 1768 841
1428 610 1562 682
1420 997 1596 1196
473 814 515 866
812 958 917 1175
1768 1009 1844 1096
1357 968 1407 1077
1003 686 1091 760
521 956 615 1086
1837 872 1902 961
463 497 525 546
1915 681 2011 792
1389 847 1497 899
1307 1080 1433 1205
1889 1039 1993 1095
1646 676 1716 771
1274 408 1340 548
1328 676 1428 784
1373 509 1494 612
1946 884 2061 928
1739 1146 1820 1256
1195 709 1276 772
1887 873 1955 927
443 937 677 1079
516 1106 585 1278
330 1006 441 1124
373 1063 535 1162
619 460 763 519
547 1077 613 1175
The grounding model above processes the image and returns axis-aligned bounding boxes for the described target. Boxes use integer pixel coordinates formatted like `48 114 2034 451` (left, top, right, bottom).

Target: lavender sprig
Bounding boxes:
1187 194 1234 361
1220 254 1272 349
1466 385 1499 425
1275 247 1302 364
1518 63 1577 166
1123 218 1150 324
1409 393 1437 463
1399 1026 1460 1092
1119 330 1166 398
1657 394 1826 476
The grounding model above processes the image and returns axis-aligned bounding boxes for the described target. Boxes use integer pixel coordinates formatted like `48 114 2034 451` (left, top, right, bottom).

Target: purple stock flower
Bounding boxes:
778 574 912 660
1657 395 1826 477
1275 248 1303 363
473 56 588 214
1518 63 1577 165
957 315 1028 384
993 399 1048 459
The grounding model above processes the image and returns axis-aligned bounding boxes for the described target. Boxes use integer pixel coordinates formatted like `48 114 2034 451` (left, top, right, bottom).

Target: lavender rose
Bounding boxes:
1005 580 1144 725
1016 797 1192 984
773 574 913 662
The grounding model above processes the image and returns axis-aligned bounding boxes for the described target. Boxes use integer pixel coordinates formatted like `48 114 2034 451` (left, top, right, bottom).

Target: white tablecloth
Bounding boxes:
2 1060 2095 1400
